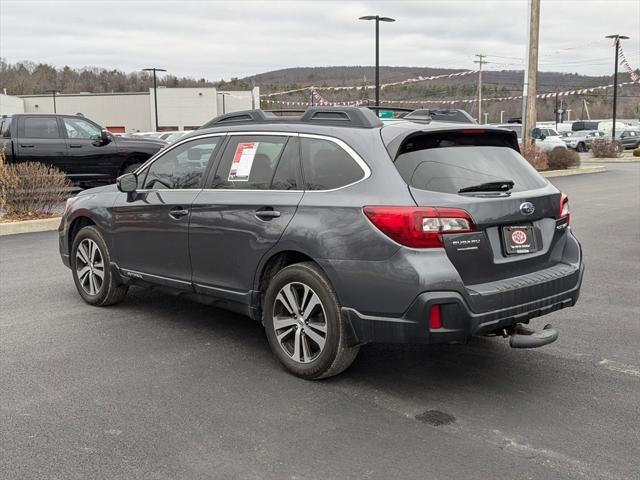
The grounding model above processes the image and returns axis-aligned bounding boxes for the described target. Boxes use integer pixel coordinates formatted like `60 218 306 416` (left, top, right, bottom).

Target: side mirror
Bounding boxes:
100 129 111 144
531 128 545 140
117 172 137 193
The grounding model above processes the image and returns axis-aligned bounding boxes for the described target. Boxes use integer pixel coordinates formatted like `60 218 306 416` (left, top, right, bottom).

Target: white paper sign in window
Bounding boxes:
228 142 259 181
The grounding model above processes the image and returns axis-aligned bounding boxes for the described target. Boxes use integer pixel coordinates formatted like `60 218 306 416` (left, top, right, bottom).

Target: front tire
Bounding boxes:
576 142 586 152
71 226 128 306
263 262 359 380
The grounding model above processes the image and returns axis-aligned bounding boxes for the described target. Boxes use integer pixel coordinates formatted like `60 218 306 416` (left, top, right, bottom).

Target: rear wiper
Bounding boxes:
458 180 515 194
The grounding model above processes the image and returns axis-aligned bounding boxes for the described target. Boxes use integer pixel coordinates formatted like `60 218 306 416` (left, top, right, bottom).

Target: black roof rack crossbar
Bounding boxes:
200 107 383 129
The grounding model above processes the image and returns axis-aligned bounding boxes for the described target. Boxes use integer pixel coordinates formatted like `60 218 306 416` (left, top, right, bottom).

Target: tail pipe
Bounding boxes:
506 323 558 349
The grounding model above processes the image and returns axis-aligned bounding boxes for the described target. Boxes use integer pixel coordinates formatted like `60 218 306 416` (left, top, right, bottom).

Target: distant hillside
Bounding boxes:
247 66 640 122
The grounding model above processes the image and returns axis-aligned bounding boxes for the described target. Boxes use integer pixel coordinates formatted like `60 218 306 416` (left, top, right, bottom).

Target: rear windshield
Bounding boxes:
394 133 547 194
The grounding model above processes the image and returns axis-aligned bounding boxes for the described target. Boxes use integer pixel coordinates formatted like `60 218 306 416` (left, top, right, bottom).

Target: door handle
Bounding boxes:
255 208 281 220
169 208 190 219
69 144 82 148
20 144 34 148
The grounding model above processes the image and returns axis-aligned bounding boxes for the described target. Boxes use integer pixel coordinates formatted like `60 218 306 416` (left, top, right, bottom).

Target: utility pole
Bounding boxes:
554 90 559 130
474 54 486 123
142 67 167 131
605 34 629 139
521 0 540 144
583 98 591 120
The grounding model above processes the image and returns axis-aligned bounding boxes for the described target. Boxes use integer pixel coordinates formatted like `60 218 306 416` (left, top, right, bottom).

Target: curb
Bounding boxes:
0 217 61 236
541 165 607 178
580 158 640 163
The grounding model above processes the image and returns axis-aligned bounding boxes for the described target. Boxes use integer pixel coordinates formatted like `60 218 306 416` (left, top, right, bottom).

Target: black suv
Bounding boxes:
59 107 584 379
0 114 166 185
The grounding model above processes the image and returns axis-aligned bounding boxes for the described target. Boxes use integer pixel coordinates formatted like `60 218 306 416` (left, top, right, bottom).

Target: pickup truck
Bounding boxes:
0 114 166 186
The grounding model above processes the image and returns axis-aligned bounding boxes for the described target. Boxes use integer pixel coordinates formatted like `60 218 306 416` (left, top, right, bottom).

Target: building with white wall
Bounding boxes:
1 87 259 133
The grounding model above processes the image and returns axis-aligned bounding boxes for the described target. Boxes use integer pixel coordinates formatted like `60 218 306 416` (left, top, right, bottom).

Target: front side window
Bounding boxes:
141 137 220 190
212 135 289 190
23 117 61 139
300 137 365 190
63 118 102 140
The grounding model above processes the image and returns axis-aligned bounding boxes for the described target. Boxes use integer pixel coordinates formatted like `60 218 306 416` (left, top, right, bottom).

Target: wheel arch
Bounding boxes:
118 152 150 176
68 215 97 249
254 249 339 318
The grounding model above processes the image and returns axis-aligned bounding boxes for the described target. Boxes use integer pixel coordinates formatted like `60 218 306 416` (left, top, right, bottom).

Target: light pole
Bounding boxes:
46 89 60 113
143 67 167 131
605 34 629 139
483 112 489 124
218 92 230 114
359 15 395 107
500 110 505 123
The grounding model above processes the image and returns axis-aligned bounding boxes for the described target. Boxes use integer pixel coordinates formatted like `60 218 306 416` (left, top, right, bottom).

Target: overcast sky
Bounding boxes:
1 0 638 81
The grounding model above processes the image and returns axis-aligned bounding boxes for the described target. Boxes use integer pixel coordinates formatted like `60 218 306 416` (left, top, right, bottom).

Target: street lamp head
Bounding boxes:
142 68 167 72
359 15 395 22
605 34 630 40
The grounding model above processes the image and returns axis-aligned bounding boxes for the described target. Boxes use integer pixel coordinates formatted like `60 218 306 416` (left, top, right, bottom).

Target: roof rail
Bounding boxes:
200 107 383 129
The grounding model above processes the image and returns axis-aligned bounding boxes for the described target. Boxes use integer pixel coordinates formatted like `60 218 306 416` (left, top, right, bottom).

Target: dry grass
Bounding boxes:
519 142 549 171
0 145 71 221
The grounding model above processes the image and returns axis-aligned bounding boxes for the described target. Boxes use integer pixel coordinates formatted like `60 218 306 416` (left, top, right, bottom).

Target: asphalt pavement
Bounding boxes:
1 163 639 480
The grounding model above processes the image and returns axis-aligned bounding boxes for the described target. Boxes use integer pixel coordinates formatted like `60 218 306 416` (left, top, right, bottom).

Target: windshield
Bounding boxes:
394 146 547 194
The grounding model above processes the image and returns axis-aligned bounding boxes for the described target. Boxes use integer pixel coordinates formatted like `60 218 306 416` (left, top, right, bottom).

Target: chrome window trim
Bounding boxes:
199 131 371 193
132 132 228 177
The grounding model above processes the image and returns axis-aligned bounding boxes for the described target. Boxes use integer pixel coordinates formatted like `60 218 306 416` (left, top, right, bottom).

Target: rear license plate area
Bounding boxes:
502 224 538 255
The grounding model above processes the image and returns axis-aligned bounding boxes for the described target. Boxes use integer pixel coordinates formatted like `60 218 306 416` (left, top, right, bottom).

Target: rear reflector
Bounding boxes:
429 305 442 330
363 206 476 248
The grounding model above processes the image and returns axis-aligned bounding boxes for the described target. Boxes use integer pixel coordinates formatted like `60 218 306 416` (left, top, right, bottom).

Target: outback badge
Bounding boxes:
520 202 535 216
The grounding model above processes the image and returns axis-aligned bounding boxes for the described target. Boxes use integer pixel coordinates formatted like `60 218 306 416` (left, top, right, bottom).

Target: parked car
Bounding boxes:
614 129 640 149
163 131 189 144
0 114 166 186
494 124 568 152
59 107 583 379
561 130 605 152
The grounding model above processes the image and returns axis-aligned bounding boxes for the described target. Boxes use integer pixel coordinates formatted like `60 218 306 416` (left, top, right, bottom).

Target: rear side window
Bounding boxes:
300 137 364 190
212 135 289 190
394 132 547 194
23 117 61 139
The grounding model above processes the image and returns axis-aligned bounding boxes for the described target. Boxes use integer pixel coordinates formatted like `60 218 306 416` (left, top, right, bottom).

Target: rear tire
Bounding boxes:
71 226 128 306
263 262 359 380
576 142 586 152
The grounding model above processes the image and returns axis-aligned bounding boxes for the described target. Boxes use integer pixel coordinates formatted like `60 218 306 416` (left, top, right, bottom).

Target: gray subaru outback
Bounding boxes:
59 107 583 379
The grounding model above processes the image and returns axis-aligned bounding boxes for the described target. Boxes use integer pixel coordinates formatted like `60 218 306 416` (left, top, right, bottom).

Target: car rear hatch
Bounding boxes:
386 127 578 309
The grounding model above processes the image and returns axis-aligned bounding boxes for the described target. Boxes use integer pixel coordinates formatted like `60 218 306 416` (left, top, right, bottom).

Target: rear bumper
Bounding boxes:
342 262 584 346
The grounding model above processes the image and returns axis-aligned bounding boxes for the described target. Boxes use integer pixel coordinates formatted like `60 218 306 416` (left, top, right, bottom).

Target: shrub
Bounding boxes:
590 138 622 158
519 142 549 170
0 159 72 220
633 147 640 157
547 148 580 170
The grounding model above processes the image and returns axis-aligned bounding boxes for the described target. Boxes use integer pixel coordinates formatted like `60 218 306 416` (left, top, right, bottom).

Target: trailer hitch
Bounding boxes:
504 323 558 349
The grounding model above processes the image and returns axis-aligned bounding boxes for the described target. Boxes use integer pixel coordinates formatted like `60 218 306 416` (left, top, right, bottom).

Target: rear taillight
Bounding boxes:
363 206 476 248
558 193 570 225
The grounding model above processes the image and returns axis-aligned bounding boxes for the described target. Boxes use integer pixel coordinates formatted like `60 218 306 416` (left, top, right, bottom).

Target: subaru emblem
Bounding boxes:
520 202 535 215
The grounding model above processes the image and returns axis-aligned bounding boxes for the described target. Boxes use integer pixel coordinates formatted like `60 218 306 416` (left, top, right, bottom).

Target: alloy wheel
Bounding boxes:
272 282 327 364
75 238 104 296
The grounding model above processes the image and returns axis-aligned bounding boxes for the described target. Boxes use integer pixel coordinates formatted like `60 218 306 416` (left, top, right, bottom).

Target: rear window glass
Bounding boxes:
394 133 546 194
